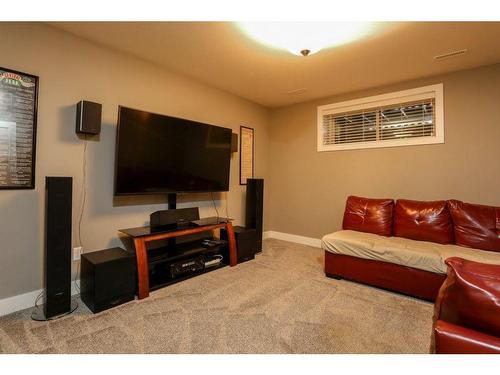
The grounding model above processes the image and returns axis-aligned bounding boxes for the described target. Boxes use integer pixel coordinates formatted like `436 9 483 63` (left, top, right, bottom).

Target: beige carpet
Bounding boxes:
0 239 434 354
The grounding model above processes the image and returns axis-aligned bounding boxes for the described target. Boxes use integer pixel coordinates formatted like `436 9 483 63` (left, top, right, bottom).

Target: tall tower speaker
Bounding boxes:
245 178 264 252
43 177 73 319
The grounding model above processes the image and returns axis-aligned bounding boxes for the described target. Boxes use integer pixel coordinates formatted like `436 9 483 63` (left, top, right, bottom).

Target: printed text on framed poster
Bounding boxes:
0 67 39 189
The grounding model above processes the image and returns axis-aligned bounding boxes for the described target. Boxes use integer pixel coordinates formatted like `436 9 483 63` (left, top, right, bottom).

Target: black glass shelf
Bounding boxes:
119 216 232 238
149 261 228 292
147 239 227 265
147 238 229 292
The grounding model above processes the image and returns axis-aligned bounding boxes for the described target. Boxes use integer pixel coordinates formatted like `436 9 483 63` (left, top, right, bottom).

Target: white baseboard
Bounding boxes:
264 231 322 248
0 281 80 317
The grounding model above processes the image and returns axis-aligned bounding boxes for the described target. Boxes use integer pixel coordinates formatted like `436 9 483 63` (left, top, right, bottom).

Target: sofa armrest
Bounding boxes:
434 258 500 337
434 320 500 354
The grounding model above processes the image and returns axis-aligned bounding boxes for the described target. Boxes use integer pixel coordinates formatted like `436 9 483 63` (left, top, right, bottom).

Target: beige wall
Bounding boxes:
0 23 270 299
267 64 500 239
2 22 499 302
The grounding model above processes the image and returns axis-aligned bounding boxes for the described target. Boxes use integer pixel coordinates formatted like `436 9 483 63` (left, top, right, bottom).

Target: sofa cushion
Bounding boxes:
322 230 500 274
448 200 500 253
394 199 454 244
342 196 394 236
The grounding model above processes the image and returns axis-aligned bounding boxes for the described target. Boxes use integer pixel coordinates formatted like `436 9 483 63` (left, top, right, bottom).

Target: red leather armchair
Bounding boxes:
433 257 500 354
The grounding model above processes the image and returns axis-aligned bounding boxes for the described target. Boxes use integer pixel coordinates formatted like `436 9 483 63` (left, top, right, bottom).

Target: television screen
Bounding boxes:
114 106 232 195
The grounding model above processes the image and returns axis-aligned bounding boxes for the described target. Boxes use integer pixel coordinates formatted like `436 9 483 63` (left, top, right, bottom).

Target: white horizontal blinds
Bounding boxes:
322 98 435 145
322 113 335 145
318 84 443 152
379 99 435 140
323 110 377 145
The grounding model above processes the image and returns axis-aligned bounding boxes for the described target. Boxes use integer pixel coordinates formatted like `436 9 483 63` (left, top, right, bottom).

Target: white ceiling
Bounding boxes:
50 22 500 108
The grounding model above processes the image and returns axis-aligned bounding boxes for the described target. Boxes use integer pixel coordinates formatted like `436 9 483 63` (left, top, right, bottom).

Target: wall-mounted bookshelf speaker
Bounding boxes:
76 100 102 135
231 133 238 153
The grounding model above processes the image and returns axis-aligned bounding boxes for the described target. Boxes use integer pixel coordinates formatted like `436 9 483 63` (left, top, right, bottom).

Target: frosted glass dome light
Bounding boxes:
236 22 375 56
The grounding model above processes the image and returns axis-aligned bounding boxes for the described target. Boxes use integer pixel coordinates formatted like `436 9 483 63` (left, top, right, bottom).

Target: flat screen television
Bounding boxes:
114 106 232 195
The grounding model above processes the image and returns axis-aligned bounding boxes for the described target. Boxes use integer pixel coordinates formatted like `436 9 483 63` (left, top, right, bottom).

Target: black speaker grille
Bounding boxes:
245 179 264 251
44 177 72 318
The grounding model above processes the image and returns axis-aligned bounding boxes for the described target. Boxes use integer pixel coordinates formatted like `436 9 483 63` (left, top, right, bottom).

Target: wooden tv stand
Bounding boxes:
119 218 237 299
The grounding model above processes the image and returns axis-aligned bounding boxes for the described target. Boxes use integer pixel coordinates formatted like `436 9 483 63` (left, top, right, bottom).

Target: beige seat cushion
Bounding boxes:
322 230 500 274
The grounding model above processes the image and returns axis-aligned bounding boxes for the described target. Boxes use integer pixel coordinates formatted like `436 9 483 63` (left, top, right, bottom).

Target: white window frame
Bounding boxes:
317 83 444 152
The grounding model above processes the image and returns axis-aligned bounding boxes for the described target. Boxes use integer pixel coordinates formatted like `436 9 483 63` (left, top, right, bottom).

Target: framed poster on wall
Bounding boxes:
0 67 39 189
239 125 254 185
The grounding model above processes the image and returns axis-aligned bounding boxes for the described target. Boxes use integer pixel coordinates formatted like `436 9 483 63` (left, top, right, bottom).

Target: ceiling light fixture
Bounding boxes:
236 22 376 56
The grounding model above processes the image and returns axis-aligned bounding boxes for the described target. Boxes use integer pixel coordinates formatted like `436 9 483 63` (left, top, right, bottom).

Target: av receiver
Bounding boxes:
170 255 205 278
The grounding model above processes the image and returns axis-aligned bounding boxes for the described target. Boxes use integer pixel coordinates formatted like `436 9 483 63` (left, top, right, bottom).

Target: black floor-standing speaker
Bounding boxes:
245 178 264 252
41 177 74 319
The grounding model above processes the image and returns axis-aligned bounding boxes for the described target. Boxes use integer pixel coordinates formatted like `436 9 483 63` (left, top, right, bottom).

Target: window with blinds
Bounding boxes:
317 84 444 151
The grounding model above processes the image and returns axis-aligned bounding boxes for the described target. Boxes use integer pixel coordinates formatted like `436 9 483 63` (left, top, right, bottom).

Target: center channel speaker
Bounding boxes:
150 207 200 229
44 177 72 319
245 178 264 252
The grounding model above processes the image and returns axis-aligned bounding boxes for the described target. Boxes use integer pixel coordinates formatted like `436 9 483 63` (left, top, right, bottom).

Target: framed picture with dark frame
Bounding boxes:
0 66 39 190
239 125 254 185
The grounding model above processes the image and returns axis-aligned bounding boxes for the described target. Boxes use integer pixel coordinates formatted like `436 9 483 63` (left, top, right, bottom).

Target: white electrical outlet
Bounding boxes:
73 246 83 261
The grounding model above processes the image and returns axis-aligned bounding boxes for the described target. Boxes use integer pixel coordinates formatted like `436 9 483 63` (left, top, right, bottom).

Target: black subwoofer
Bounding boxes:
80 247 136 313
44 177 72 319
245 178 264 252
221 226 257 263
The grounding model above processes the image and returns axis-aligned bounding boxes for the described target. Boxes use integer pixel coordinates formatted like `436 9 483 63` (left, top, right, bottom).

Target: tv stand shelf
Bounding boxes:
147 239 227 266
148 239 229 291
150 261 227 292
119 217 237 299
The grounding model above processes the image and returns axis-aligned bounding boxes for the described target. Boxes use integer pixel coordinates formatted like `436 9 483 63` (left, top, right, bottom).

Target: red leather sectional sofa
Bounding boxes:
322 196 500 301
433 257 500 353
